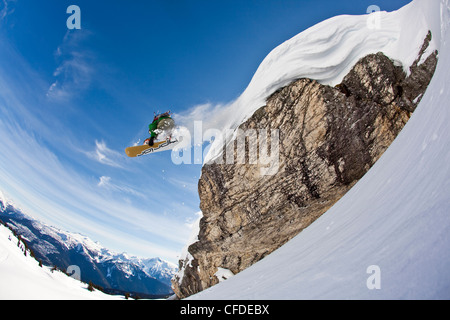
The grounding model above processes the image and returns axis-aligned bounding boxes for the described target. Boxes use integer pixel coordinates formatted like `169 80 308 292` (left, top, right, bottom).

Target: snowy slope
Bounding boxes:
204 0 441 164
0 201 177 295
0 224 122 300
190 0 450 299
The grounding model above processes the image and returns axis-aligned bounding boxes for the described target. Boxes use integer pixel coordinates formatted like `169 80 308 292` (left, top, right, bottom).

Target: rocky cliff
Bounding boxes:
172 32 438 299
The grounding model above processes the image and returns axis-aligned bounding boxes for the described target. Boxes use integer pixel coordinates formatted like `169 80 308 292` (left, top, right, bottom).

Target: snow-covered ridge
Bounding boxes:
204 0 442 164
0 196 176 268
1 202 111 260
0 197 177 292
0 224 121 300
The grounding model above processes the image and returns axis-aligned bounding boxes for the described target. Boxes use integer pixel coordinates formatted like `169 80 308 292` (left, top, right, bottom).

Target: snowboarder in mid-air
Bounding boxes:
125 110 180 158
144 111 175 146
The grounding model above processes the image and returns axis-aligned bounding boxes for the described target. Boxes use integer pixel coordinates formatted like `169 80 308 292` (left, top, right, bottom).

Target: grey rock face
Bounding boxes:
172 33 438 299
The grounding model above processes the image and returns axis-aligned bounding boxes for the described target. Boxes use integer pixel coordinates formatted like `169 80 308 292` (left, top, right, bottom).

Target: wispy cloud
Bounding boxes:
174 102 230 133
0 0 15 22
86 140 124 168
97 176 145 198
166 176 198 195
47 30 95 100
97 175 112 187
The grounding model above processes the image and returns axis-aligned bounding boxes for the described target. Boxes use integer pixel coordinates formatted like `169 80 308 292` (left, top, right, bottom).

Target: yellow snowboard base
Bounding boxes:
125 138 179 157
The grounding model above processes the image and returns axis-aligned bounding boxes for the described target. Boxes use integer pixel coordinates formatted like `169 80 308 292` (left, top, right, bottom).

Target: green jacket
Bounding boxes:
149 115 171 138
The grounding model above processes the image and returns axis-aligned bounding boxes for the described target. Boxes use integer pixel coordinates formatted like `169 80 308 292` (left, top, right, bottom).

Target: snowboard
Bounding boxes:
125 137 181 157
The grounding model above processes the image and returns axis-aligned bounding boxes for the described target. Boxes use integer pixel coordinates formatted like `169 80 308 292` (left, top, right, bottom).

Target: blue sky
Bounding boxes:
0 0 411 263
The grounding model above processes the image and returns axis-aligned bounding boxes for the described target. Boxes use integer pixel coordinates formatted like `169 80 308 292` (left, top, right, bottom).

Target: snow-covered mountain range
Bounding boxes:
0 222 123 300
0 194 177 298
